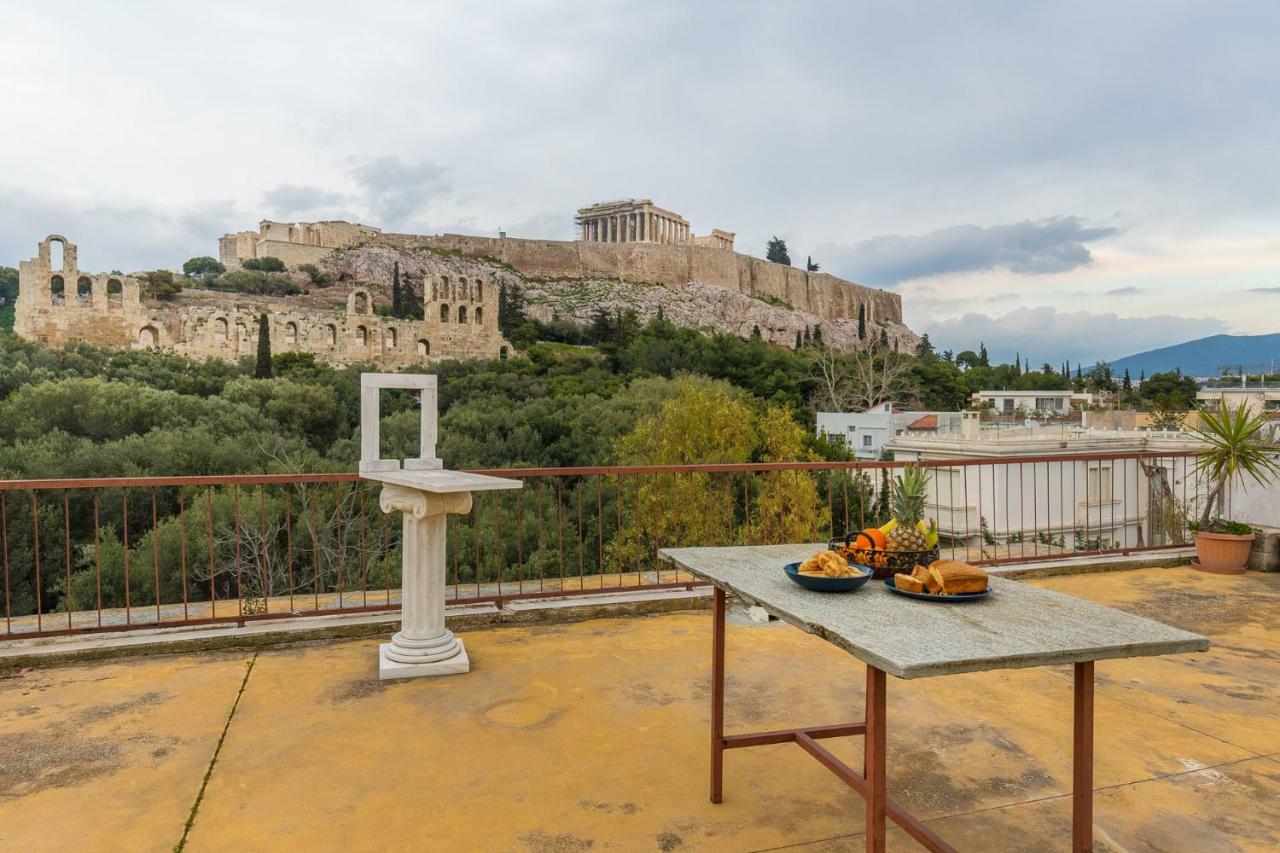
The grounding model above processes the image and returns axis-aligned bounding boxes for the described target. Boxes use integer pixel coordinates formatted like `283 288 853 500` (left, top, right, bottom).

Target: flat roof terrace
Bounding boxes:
1 566 1277 851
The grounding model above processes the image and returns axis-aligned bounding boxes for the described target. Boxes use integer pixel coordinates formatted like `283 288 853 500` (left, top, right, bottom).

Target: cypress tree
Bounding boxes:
803 327 812 347
255 313 272 378
857 304 866 340
978 342 990 367
751 324 762 339
812 324 823 346
391 262 403 318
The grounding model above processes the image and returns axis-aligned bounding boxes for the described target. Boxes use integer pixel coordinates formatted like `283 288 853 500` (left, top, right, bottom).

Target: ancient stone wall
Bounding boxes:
15 236 512 367
373 232 901 326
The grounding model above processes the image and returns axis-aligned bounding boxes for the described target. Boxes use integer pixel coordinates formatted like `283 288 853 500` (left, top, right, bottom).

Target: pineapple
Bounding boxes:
885 465 930 551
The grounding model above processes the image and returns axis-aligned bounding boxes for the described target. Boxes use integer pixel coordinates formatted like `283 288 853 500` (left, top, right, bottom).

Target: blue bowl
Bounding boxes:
783 561 873 592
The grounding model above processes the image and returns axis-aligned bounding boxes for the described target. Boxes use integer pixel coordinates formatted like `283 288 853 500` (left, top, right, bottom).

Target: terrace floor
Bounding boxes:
1 567 1277 852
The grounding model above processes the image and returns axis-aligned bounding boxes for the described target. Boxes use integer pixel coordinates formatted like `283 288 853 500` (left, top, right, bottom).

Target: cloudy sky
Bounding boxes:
3 1 1278 363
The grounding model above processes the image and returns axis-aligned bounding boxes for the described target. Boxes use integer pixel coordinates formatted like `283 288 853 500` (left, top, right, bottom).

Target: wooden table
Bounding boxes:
660 544 1209 852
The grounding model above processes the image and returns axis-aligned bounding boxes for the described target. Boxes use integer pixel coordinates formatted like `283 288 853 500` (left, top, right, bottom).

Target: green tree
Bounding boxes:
806 256 819 272
138 269 183 300
297 263 330 286
1140 370 1197 409
255 313 273 379
857 304 866 341
0 266 17 302
977 342 990 367
243 257 286 272
182 256 225 280
766 237 791 266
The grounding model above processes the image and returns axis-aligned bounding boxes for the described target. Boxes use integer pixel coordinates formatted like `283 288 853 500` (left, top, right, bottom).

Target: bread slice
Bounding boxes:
894 573 926 593
926 560 988 595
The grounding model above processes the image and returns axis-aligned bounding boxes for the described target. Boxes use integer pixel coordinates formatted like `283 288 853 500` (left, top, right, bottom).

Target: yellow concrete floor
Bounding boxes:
1 567 1277 852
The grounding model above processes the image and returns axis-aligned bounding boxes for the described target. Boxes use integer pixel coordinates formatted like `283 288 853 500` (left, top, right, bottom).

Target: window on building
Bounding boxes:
214 317 228 342
1087 465 1114 503
1036 397 1064 411
386 327 397 348
458 305 467 324
862 434 873 448
356 325 368 346
440 304 449 323
285 322 298 345
1002 398 1014 412
50 275 65 304
474 306 483 325
417 339 430 357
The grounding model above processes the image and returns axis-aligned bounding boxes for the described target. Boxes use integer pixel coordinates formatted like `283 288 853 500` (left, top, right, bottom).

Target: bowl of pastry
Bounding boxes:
885 560 991 601
784 549 874 592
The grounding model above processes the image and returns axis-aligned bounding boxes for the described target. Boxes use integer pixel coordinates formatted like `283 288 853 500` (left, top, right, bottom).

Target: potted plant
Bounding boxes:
1187 399 1280 574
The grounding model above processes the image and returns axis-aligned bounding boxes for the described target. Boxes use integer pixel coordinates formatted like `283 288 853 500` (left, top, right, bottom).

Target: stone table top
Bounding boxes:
360 469 523 494
659 543 1208 679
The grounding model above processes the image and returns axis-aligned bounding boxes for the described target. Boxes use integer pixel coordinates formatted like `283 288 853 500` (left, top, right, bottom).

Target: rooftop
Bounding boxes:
2 566 1276 851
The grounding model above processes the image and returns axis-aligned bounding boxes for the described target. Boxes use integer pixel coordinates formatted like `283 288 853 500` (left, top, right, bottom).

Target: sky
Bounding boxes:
2 1 1278 365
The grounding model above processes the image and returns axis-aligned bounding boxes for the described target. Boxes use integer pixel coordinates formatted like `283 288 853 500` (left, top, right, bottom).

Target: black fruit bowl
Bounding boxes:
827 537 940 580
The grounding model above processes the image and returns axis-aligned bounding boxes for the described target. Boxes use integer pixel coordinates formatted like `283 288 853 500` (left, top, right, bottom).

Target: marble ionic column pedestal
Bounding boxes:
377 484 474 680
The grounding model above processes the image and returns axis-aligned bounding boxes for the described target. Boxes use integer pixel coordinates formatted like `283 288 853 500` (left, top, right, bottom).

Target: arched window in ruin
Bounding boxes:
50 275 65 304
386 327 397 348
475 279 483 301
356 325 368 346
441 277 449 300
107 278 123 294
237 322 249 349
77 276 92 303
500 345 509 361
214 317 229 342
49 238 65 272
138 325 158 347
440 304 449 323
417 339 430 357
326 324 337 346
458 305 467 324
353 292 368 314
285 322 298 345
474 306 483 325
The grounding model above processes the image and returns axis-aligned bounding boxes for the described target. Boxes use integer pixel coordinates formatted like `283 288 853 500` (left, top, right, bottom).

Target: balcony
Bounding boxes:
1 566 1276 850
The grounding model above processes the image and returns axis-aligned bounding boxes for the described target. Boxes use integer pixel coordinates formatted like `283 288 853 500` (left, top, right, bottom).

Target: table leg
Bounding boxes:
710 587 725 804
1073 661 1094 852
866 665 887 853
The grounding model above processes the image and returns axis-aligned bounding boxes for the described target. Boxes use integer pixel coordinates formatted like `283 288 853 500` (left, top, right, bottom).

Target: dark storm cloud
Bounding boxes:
815 217 1119 287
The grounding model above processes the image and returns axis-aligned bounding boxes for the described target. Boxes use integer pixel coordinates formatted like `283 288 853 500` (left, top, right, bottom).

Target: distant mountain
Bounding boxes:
1109 333 1280 377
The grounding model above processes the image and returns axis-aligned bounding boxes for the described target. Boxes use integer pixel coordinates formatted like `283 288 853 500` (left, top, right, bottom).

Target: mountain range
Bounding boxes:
1109 333 1280 377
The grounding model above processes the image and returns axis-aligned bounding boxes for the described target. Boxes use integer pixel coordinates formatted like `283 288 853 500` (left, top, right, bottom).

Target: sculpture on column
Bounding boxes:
359 372 521 680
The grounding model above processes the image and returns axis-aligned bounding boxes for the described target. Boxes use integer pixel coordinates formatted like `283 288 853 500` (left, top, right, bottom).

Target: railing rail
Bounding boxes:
0 451 1212 641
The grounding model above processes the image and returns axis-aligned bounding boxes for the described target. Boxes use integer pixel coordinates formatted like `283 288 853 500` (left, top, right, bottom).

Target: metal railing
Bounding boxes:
0 451 1212 640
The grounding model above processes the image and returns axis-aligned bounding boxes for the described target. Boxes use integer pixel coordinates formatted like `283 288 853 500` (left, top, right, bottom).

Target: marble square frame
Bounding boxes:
359 372 442 475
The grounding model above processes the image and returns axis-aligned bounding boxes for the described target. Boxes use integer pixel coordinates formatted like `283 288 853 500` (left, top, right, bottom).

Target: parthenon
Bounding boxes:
575 199 734 251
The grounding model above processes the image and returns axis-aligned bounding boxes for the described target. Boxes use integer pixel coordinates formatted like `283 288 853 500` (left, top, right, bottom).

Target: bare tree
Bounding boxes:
810 346 917 412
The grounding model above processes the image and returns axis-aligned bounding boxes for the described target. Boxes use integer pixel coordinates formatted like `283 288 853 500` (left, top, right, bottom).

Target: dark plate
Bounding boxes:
883 576 992 602
783 561 873 592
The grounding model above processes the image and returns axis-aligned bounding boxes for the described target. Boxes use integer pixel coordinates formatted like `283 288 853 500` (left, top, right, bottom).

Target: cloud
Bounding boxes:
924 306 1226 365
814 217 1119 286
1104 286 1142 295
1247 286 1280 293
348 157 451 230
263 184 349 220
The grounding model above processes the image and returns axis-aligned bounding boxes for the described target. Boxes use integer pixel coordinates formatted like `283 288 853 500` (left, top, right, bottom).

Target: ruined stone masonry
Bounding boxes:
16 236 513 367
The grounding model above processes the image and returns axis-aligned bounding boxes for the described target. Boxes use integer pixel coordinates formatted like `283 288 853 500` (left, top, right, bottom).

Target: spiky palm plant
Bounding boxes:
1189 398 1280 528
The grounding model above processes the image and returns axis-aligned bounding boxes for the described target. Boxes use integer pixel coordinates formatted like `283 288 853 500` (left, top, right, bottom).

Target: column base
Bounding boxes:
379 641 471 680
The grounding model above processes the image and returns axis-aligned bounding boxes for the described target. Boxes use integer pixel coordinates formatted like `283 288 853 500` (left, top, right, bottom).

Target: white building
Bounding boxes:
1195 384 1280 417
971 389 1093 414
816 403 962 460
886 414 1205 555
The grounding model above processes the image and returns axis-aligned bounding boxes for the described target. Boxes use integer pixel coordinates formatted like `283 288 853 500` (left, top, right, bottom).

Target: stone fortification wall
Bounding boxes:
15 236 512 367
373 232 902 327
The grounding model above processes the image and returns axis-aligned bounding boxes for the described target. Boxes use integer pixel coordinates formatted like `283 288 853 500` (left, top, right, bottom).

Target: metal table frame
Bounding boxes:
708 587 1096 853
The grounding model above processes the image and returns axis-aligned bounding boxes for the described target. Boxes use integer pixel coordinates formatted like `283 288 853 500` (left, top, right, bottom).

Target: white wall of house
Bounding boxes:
816 406 960 460
972 390 1092 414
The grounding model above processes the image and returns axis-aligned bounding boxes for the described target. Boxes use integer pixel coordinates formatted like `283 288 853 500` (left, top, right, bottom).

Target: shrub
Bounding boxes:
242 257 287 272
208 270 303 296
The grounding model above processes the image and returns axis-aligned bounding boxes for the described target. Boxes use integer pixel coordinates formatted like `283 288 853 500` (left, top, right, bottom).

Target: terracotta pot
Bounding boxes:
1193 531 1255 575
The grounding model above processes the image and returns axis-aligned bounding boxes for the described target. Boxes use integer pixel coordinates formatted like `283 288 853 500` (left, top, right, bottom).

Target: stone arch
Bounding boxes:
458 305 467 324
107 278 122 294
386 327 397 348
236 321 249 350
285 321 298 345
47 236 66 271
417 338 430 357
347 287 372 315
474 306 483 325
475 279 483 301
356 325 369 346
325 323 337 346
213 317 229 342
500 345 509 360
138 325 159 347
440 304 450 323
50 275 65 304
441 276 450 300
76 276 92 302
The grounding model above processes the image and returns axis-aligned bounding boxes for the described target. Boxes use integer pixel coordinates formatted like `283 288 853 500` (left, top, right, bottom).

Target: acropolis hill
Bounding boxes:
15 200 914 366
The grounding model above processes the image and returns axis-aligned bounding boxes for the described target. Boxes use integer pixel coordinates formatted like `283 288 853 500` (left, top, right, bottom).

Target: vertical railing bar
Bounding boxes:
474 489 482 599
307 484 319 611
357 485 366 607
285 488 295 611
577 478 585 590
596 477 604 589
614 476 623 585
556 478 565 585
516 482 525 593
2 492 10 634
206 487 216 618
962 462 970 562
233 484 243 621
63 491 73 629
335 482 345 610
121 487 129 625
537 479 545 593
178 490 189 621
151 488 161 623
494 489 503 599
32 491 43 631
381 509 391 606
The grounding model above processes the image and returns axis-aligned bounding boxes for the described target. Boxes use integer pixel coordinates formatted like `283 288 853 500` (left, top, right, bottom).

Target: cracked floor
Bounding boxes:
1 566 1277 851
